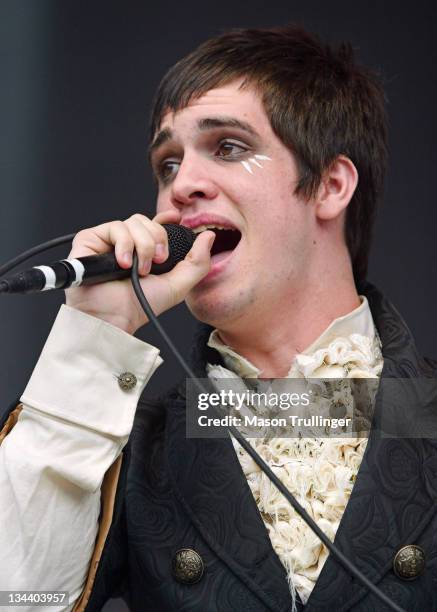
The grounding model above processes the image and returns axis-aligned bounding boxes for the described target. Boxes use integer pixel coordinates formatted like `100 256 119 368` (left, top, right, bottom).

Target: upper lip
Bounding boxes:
180 214 240 231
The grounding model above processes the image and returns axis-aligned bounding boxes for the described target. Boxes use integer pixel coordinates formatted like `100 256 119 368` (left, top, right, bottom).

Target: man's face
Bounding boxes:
151 80 315 331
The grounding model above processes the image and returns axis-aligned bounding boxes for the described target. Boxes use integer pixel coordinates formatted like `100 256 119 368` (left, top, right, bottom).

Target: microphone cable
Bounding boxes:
0 234 405 612
0 234 76 278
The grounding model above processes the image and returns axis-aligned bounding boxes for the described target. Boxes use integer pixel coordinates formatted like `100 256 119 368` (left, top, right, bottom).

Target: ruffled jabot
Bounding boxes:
206 296 383 606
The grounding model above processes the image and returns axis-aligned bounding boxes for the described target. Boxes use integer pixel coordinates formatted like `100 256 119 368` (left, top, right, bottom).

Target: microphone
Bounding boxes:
0 224 196 295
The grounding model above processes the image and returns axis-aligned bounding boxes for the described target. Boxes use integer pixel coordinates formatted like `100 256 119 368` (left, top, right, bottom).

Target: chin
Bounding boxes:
186 284 254 329
185 296 225 327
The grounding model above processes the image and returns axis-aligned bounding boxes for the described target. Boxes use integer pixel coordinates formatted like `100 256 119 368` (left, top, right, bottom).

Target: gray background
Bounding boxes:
0 1 435 610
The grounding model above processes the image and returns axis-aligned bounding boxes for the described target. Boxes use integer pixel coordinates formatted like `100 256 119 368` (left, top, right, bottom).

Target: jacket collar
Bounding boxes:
307 282 437 610
165 282 437 611
206 295 376 378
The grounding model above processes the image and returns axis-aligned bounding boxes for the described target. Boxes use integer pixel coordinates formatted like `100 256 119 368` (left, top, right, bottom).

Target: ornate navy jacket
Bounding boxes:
3 282 437 611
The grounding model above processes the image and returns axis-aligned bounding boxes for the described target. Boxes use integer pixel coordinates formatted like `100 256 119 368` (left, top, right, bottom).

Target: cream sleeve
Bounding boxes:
0 305 163 611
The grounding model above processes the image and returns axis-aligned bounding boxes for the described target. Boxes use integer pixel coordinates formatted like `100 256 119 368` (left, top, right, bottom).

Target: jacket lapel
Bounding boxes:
306 283 437 610
165 389 298 611
165 320 298 610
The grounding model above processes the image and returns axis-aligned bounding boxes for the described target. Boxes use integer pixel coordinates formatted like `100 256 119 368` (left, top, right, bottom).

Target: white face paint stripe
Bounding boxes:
241 160 253 174
34 265 57 291
241 154 272 175
63 258 85 287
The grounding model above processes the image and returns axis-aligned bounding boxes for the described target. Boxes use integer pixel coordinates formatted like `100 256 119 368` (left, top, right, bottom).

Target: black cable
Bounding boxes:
0 234 76 278
0 237 405 612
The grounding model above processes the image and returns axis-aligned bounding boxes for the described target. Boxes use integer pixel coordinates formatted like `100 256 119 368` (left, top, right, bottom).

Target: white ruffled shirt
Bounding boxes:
206 296 383 605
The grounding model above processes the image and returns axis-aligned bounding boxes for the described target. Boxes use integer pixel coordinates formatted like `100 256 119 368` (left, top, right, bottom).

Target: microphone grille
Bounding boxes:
165 224 196 263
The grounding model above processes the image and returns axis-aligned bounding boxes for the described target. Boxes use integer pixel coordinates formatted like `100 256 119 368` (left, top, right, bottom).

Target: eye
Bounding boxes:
157 159 180 182
216 140 248 159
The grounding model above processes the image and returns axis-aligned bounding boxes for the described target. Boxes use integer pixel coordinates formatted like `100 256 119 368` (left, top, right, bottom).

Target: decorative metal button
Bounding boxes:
393 545 426 580
172 548 204 584
117 372 137 391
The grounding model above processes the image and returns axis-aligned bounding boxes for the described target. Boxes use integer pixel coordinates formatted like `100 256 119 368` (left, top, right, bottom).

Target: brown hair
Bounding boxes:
150 25 388 283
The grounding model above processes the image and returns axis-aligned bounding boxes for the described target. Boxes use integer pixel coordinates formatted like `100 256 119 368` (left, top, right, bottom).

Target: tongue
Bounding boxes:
211 250 233 264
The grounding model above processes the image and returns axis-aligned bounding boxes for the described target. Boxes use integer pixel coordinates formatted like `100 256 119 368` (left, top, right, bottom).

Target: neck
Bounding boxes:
216 266 360 379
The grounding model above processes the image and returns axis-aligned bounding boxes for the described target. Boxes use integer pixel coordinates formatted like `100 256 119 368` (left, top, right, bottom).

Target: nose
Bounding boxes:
170 156 219 208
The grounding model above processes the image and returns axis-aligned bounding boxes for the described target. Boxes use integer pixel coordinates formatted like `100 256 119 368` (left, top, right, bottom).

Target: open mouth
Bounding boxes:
191 224 242 257
209 228 241 256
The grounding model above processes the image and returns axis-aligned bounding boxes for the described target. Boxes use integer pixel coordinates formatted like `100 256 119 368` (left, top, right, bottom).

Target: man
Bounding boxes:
1 25 436 612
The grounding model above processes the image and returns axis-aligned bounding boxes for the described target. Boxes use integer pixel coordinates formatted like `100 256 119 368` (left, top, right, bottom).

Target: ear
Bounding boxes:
315 156 358 221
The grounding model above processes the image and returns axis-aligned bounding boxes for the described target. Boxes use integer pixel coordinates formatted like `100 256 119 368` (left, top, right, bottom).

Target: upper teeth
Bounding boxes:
191 224 234 234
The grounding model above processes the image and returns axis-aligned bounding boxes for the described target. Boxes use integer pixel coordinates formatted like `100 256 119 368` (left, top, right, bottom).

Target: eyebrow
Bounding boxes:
149 127 172 155
197 116 259 138
149 115 260 157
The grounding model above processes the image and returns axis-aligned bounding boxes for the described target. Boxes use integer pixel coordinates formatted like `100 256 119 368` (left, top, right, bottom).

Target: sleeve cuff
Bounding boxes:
20 305 163 437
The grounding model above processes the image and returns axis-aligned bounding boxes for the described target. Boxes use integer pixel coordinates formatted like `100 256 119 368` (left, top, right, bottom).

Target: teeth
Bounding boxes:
192 224 235 234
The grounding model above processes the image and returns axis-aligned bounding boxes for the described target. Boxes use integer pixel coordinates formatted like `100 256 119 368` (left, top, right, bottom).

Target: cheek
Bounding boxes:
249 195 311 263
237 158 291 203
156 193 175 215
229 160 277 199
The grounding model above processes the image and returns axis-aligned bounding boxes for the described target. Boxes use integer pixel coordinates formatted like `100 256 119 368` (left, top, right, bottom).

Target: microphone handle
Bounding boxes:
0 253 181 295
67 253 179 285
